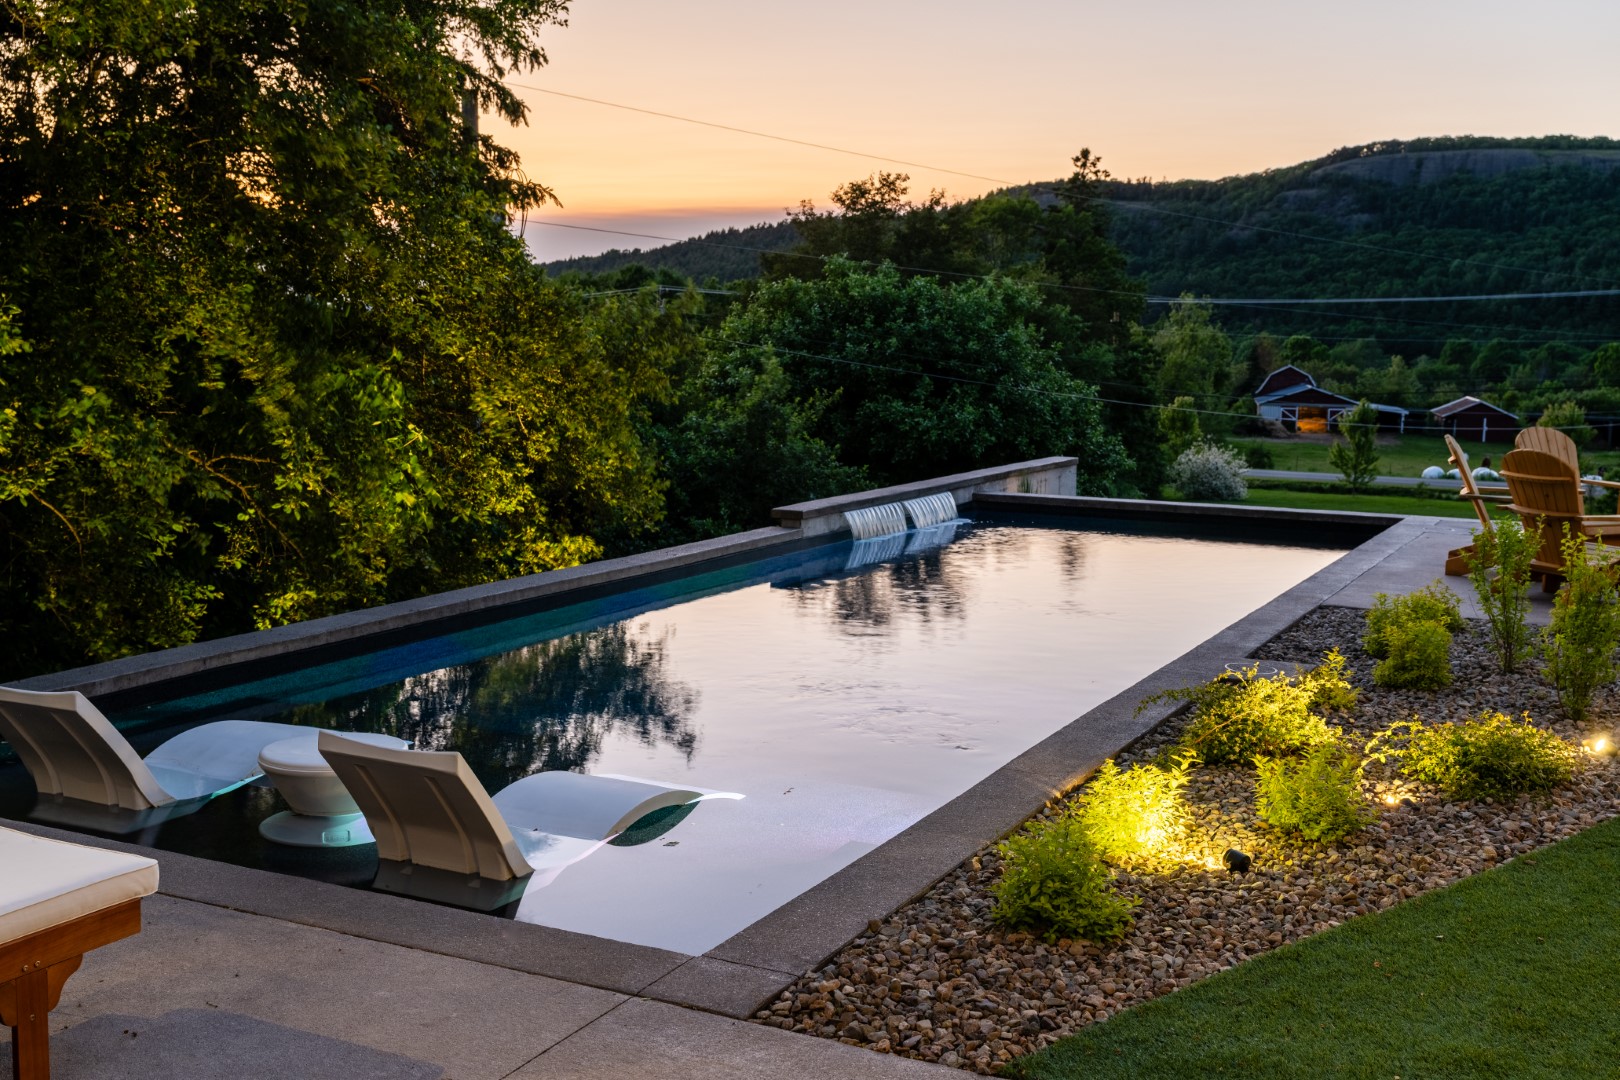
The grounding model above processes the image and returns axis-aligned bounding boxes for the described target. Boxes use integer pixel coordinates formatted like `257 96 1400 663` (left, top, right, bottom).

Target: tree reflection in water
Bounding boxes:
786 527 1091 634
277 623 698 791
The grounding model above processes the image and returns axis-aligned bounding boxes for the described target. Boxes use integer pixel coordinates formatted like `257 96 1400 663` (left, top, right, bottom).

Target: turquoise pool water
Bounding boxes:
0 520 1347 954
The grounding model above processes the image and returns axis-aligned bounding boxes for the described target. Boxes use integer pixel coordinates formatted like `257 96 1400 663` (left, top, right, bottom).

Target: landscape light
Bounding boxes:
1583 735 1614 756
1222 848 1251 873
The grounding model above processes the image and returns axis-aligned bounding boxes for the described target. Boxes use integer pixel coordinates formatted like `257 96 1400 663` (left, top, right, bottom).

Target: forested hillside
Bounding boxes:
548 136 1620 347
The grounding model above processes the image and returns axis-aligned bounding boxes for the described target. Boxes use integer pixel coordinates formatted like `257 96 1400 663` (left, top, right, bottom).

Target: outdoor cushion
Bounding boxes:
0 826 158 943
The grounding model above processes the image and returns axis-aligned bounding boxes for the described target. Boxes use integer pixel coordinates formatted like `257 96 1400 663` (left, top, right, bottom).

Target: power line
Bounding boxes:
1195 289 1620 305
509 82 1620 290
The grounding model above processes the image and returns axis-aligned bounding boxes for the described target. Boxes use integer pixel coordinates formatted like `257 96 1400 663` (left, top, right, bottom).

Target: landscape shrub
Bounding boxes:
1373 620 1454 689
1075 755 1193 867
1255 741 1377 843
1362 582 1465 659
1327 399 1380 492
990 814 1139 943
1298 648 1359 712
1169 443 1248 502
1144 656 1342 765
1466 518 1539 674
1373 711 1578 801
1242 444 1274 470
1540 529 1620 723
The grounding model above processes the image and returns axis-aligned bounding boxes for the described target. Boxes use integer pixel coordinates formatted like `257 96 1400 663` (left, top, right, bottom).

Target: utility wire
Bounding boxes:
510 82 1620 290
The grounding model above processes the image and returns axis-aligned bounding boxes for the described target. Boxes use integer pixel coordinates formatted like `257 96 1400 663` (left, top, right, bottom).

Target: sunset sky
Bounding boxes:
505 1 1620 261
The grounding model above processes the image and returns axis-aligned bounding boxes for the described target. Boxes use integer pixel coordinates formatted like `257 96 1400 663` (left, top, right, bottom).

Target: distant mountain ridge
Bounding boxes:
542 136 1620 341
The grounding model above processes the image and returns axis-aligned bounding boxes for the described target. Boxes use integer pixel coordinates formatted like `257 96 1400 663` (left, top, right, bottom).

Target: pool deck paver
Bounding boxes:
0 893 958 1079
3 505 1543 1078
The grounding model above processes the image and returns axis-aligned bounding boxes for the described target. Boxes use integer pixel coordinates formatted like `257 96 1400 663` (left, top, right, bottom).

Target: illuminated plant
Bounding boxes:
1466 517 1539 675
1362 582 1465 658
1076 754 1194 867
990 815 1139 944
1370 711 1578 801
1142 654 1345 765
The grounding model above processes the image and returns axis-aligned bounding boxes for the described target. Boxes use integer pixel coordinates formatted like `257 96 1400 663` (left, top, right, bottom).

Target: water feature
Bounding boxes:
903 491 959 529
843 502 907 539
0 521 1347 954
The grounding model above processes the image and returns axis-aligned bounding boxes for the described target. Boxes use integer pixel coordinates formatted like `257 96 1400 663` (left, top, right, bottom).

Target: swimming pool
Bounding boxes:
0 519 1346 954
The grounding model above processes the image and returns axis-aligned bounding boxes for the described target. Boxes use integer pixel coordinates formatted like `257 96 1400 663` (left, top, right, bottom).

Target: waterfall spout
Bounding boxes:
903 491 959 529
843 502 907 540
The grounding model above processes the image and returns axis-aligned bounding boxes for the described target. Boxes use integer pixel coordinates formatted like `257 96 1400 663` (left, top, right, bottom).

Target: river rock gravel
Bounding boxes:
751 605 1620 1073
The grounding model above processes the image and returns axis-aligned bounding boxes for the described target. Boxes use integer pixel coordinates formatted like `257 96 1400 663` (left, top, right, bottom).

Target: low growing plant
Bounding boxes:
1540 529 1620 723
1373 619 1454 689
1169 442 1248 502
1255 740 1377 843
1298 648 1359 712
1142 656 1342 765
1363 582 1465 659
1371 711 1579 801
990 813 1139 943
1467 517 1539 674
1076 754 1194 867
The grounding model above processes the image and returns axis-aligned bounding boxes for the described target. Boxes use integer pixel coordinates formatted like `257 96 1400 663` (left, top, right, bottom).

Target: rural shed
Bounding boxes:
1431 396 1518 443
1254 367 1408 433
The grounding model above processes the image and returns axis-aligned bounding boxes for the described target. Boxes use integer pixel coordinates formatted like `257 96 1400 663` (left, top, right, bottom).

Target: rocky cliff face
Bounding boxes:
1314 148 1620 185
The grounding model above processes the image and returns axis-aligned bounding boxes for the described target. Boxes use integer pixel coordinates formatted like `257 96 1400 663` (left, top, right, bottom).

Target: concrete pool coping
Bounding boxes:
2 493 1477 1036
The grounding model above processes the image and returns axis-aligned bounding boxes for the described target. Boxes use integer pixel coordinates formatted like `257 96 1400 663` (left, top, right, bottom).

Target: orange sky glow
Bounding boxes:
500 1 1620 260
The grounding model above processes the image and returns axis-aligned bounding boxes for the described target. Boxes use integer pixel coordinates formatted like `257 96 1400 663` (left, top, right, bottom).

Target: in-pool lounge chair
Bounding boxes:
316 732 742 902
1442 434 1512 576
1499 447 1620 589
1 825 157 1080
0 686 329 834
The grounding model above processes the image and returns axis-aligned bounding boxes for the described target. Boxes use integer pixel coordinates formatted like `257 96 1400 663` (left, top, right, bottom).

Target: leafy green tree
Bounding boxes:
1591 343 1620 387
1157 397 1204 460
1152 299 1233 406
1329 400 1381 492
0 0 674 676
1537 398 1595 447
711 258 1131 491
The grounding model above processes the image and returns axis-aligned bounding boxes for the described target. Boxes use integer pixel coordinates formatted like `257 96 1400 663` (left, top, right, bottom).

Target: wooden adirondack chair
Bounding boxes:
1516 426 1620 498
1442 434 1511 576
1499 448 1620 590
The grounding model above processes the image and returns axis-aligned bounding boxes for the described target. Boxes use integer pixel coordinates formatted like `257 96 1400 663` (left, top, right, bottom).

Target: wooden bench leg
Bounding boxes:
2 964 55 1080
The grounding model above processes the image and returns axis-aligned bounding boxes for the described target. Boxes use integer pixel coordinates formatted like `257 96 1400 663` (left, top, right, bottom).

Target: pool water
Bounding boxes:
0 521 1345 954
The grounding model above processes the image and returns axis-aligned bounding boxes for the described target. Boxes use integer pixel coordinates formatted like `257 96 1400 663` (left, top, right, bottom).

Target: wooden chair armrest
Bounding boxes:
1584 477 1620 491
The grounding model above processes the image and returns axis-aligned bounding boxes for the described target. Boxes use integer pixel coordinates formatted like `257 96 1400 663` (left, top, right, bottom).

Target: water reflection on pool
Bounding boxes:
1 523 1345 954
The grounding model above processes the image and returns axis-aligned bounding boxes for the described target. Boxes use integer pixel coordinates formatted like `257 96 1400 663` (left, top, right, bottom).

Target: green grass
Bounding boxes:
1232 434 1620 479
1005 814 1620 1080
1238 487 1484 519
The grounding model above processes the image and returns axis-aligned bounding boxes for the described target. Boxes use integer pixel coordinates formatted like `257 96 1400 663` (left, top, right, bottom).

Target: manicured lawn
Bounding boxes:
1005 814 1620 1080
1239 487 1483 519
1232 434 1620 478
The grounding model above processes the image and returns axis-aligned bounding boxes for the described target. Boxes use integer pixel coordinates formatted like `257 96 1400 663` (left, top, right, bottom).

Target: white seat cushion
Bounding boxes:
0 826 159 943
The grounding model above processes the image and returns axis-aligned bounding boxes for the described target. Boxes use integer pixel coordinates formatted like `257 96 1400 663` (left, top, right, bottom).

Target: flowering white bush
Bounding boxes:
1170 442 1249 502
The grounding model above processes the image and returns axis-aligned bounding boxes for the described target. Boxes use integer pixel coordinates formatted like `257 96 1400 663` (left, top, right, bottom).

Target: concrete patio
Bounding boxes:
3 507 1523 1079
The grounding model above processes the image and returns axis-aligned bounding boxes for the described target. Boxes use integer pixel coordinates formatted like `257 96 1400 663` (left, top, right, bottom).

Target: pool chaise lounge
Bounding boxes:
316 731 743 892
1 825 158 1080
0 685 367 834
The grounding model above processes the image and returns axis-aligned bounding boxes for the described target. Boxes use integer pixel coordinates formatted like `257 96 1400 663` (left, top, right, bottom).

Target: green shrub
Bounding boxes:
1373 619 1453 689
1467 517 1539 674
1540 529 1620 723
990 814 1139 943
1298 648 1359 712
1363 582 1465 659
1255 741 1377 843
1374 711 1579 801
1076 755 1193 867
1143 657 1342 765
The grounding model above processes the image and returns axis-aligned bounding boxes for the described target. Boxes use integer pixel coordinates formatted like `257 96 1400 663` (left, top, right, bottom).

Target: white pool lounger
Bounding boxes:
316 732 743 891
1 825 158 1078
0 686 344 833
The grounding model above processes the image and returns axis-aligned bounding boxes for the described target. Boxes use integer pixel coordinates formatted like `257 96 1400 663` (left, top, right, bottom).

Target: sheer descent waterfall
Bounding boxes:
903 491 958 529
843 502 908 540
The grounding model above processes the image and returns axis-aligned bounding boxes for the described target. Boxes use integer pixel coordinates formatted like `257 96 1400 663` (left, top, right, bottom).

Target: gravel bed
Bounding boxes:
751 605 1620 1073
